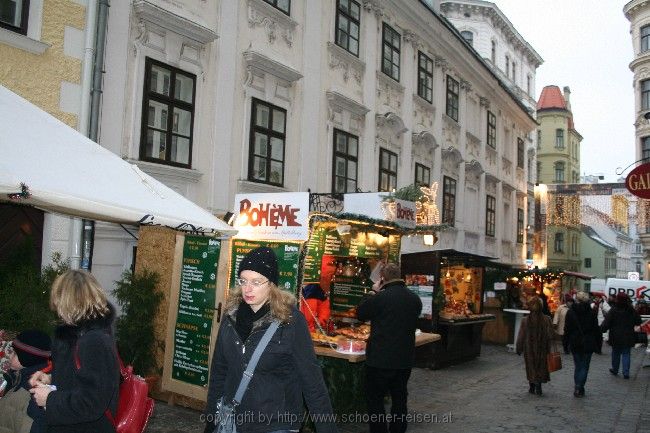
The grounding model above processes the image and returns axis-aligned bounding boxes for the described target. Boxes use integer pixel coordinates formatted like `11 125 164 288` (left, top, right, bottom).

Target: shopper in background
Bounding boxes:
0 330 51 433
29 270 119 433
516 296 553 396
204 247 336 433
601 292 642 379
564 292 601 398
553 294 573 354
357 262 422 433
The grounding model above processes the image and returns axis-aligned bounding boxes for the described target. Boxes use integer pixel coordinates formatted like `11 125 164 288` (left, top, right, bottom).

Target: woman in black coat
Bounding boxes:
204 247 336 433
601 292 642 379
564 292 601 397
29 270 120 433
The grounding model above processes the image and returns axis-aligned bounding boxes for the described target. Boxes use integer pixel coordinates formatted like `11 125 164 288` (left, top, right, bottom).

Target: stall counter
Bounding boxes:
313 332 440 362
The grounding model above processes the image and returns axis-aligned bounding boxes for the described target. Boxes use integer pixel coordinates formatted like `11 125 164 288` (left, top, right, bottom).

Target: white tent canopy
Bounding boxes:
0 85 237 236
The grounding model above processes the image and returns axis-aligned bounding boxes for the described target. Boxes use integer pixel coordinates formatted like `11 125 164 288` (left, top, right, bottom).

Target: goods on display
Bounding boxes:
439 265 491 321
406 274 434 319
335 338 366 354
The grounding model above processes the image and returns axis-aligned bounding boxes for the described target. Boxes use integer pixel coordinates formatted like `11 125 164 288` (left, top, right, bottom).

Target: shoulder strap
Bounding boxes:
232 320 280 406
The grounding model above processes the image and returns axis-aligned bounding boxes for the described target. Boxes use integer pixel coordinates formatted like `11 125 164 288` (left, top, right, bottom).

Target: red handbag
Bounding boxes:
74 344 154 433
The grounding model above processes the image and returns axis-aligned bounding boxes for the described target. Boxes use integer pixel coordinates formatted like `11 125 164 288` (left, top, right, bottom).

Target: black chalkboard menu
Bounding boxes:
229 238 301 293
171 235 221 387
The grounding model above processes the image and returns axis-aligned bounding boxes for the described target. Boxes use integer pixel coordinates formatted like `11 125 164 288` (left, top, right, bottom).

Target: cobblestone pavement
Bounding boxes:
146 344 649 433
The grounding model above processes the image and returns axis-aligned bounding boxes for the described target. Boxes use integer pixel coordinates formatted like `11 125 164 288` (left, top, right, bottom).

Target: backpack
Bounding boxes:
74 344 154 433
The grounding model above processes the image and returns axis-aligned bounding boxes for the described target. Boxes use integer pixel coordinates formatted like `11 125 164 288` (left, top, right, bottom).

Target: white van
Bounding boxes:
589 278 606 296
604 278 650 303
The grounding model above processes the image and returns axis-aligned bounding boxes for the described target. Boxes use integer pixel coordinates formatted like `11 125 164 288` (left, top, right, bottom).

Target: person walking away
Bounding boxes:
357 262 422 433
0 330 51 433
204 247 336 433
29 270 120 433
553 294 573 354
601 292 642 379
564 291 601 397
516 296 553 396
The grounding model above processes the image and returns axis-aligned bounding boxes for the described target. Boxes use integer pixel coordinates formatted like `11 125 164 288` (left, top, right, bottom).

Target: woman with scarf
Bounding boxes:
516 296 553 396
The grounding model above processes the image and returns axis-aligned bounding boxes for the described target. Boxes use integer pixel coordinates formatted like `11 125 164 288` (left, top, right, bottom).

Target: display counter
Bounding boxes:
417 316 495 370
314 332 440 415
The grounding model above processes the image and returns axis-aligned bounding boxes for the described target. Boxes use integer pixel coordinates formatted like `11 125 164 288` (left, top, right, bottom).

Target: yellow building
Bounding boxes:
536 85 583 271
1 0 90 266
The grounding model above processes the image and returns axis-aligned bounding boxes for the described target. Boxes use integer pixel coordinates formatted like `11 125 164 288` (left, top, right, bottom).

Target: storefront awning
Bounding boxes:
0 85 237 235
562 270 594 280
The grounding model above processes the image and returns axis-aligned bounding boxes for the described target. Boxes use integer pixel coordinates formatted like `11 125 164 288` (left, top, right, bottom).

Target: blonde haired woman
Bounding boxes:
204 247 337 433
29 270 119 433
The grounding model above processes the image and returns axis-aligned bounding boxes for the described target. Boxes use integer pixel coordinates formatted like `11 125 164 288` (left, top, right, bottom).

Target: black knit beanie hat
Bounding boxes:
238 247 279 285
13 329 52 368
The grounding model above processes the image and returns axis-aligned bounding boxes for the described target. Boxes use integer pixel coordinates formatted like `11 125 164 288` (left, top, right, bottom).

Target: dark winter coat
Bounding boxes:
205 304 336 433
0 363 48 433
45 306 120 433
601 305 642 349
564 302 601 354
356 279 423 369
516 312 553 383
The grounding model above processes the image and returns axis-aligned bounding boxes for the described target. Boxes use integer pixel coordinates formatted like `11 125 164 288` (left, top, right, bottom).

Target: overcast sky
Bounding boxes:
492 0 635 183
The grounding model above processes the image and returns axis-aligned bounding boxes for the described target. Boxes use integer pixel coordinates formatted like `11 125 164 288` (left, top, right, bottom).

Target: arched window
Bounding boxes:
642 25 650 53
554 232 564 253
460 30 473 46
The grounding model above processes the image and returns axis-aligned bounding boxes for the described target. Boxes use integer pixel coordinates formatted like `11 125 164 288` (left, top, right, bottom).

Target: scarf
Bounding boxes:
235 301 270 341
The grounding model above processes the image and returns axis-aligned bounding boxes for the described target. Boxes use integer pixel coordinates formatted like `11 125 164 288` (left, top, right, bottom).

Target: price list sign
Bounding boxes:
171 236 220 387
230 239 301 293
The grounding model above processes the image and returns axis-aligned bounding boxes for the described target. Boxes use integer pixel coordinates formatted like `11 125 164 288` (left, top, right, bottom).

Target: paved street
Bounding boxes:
146 344 649 433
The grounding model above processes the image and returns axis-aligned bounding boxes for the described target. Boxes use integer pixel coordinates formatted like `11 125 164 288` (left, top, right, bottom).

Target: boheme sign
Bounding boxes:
625 162 650 199
233 192 310 240
344 193 417 228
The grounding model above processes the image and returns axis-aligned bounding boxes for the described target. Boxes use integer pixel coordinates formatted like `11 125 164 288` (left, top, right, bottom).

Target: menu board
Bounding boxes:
405 274 434 319
171 236 220 386
229 238 301 293
303 224 401 280
330 276 369 316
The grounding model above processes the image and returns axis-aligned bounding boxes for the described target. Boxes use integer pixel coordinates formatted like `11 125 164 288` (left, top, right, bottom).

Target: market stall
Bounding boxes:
401 250 496 369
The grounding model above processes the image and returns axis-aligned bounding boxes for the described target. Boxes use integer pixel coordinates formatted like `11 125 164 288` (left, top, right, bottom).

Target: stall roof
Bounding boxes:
402 249 500 267
563 270 594 280
0 85 237 235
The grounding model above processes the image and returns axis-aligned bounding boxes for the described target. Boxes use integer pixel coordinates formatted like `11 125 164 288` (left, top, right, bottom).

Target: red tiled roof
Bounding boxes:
537 85 566 110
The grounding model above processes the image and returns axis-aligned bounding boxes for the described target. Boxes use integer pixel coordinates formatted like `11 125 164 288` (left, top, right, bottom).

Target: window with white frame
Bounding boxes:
460 30 473 46
140 58 196 168
332 129 358 194
249 98 287 186
554 232 564 253
642 25 650 52
643 136 650 161
335 0 360 56
517 208 524 243
517 138 525 169
378 148 398 192
642 79 650 110
554 161 565 182
0 0 29 35
555 128 564 148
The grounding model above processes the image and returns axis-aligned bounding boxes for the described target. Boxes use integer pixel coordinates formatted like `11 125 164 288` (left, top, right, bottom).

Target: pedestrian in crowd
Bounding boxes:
204 247 336 433
538 290 551 317
300 283 331 333
0 330 51 433
552 294 573 354
356 262 422 433
564 291 601 397
29 270 120 433
635 299 650 316
601 292 642 379
516 296 553 396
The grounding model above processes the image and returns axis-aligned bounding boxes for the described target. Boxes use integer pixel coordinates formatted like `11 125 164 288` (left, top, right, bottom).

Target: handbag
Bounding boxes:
74 343 154 433
213 321 280 433
547 350 562 373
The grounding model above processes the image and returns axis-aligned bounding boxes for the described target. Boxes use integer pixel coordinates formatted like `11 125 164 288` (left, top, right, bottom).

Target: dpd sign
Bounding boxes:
625 162 650 199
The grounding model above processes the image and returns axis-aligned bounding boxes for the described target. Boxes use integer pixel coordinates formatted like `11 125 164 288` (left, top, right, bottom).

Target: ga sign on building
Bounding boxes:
626 162 650 199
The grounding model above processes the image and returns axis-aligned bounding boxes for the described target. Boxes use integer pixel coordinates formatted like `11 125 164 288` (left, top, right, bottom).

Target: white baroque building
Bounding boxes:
90 0 538 291
625 0 650 273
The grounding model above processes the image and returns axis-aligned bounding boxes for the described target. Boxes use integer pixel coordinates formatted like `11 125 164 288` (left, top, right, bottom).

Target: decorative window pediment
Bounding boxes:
376 112 407 135
412 130 438 159
328 42 365 84
243 49 303 83
326 90 369 117
247 0 297 47
465 159 484 175
441 145 463 167
133 0 218 45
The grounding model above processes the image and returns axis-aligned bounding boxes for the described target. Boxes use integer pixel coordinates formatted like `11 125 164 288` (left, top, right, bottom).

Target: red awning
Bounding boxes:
563 270 594 280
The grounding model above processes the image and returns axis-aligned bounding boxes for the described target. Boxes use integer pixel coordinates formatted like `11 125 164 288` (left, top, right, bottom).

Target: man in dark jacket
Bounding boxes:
601 292 642 379
357 262 422 433
564 292 601 397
